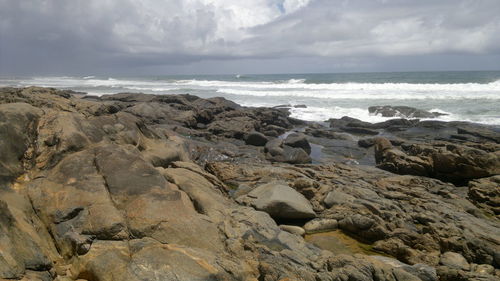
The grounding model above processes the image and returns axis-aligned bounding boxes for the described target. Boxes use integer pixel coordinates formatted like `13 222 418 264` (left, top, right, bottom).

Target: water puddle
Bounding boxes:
305 230 378 256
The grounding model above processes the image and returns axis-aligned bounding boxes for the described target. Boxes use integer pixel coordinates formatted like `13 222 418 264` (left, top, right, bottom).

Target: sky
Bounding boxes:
1 0 500 75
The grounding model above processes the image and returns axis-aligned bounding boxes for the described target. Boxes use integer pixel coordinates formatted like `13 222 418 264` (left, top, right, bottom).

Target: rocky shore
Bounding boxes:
0 86 499 281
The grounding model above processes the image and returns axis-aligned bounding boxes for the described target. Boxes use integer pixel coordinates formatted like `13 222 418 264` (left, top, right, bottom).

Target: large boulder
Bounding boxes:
244 131 268 146
284 133 311 154
265 139 312 164
281 146 312 164
238 182 316 219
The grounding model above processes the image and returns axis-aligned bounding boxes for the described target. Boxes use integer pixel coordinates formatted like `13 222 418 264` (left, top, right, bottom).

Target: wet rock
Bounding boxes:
458 126 500 143
265 138 312 164
329 116 373 129
284 132 311 154
358 138 376 148
244 131 268 146
264 138 284 156
281 146 312 164
371 118 421 130
341 126 380 135
262 124 287 137
369 105 447 118
306 128 354 140
239 182 316 219
373 137 393 160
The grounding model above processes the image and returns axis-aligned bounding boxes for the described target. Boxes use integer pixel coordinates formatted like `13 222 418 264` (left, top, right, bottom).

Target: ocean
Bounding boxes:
1 71 499 125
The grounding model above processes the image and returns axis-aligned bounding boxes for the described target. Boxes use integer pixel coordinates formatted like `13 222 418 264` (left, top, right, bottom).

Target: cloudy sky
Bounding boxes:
1 0 499 75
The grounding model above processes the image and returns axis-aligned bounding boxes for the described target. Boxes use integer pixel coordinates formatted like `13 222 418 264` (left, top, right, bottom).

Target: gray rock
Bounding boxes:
440 251 470 271
358 138 376 148
245 131 268 146
279 225 305 236
265 138 284 156
265 137 312 164
303 218 338 234
243 182 316 219
323 190 356 208
282 146 312 164
372 256 438 281
329 116 373 128
284 133 311 154
339 214 375 233
457 126 500 143
369 105 446 118
341 126 380 135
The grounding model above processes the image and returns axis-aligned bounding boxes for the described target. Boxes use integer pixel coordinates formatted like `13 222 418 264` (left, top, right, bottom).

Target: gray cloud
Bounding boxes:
1 0 499 75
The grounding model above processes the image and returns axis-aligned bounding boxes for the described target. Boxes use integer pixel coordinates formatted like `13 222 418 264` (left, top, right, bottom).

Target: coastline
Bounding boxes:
2 71 500 126
1 86 499 280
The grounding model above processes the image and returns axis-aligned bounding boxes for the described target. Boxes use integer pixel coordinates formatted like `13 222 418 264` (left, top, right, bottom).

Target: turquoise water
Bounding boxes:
1 71 499 125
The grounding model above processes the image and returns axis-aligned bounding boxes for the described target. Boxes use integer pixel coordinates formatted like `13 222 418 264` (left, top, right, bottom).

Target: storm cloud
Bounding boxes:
1 0 499 74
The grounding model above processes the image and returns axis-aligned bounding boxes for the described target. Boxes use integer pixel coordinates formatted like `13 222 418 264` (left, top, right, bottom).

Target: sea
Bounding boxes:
1 71 499 125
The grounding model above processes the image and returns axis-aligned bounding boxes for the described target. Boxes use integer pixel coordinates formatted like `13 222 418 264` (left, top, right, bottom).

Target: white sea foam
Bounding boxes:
286 105 500 125
18 77 500 97
24 76 171 88
4 76 499 125
176 79 500 92
287 78 307 84
216 88 500 100
289 106 388 122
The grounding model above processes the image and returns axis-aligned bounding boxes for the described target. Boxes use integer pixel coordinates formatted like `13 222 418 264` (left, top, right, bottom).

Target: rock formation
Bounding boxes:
0 87 499 281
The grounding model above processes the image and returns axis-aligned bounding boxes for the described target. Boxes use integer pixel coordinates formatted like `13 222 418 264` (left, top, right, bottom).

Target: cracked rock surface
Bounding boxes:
0 87 499 281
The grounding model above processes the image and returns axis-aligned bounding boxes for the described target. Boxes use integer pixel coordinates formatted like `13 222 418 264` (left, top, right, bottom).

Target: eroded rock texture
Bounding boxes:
0 87 499 281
